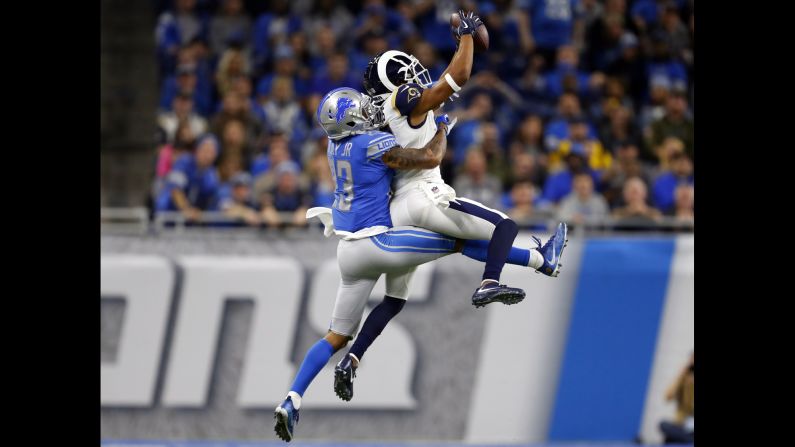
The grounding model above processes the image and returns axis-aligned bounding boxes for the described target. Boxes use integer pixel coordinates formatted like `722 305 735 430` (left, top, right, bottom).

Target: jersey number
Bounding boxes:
333 160 354 212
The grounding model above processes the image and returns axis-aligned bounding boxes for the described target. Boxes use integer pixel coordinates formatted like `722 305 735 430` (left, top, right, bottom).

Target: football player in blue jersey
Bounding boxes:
274 88 567 442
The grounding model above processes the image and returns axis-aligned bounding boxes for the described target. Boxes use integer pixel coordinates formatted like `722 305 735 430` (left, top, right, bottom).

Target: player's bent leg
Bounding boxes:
275 330 348 442
335 294 407 402
275 260 378 442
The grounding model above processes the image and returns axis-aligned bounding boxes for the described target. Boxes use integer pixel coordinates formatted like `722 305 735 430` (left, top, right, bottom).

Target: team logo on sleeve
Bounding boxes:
335 97 355 123
407 87 420 103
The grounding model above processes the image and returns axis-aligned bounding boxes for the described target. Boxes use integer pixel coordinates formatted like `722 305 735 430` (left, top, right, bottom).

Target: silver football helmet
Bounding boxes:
316 87 384 140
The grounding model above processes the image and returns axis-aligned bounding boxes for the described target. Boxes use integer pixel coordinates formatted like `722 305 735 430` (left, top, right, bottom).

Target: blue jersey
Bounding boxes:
155 154 219 212
327 131 397 233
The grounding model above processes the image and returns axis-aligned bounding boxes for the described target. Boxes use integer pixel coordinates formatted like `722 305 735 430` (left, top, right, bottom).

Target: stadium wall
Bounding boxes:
100 232 693 444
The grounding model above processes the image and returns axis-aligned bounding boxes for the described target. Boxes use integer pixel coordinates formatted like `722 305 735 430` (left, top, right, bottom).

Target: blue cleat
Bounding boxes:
274 395 300 442
334 353 357 402
533 222 568 277
471 281 526 308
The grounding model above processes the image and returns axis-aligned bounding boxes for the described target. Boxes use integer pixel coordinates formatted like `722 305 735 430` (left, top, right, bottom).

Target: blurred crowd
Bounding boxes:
149 0 694 228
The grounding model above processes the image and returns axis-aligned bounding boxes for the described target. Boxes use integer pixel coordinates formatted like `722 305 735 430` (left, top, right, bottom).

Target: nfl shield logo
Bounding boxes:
431 186 439 193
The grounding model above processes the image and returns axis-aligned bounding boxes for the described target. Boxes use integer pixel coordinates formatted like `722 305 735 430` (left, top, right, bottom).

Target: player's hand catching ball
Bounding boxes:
453 10 482 37
435 114 457 135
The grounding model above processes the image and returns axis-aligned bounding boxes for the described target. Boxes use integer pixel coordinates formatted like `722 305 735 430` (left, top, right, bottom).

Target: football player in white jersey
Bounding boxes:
362 10 567 307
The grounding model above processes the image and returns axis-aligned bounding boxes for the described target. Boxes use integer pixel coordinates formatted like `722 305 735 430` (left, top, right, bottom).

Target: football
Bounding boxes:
450 12 489 53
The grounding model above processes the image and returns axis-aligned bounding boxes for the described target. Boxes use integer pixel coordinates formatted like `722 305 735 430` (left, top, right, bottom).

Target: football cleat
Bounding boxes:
274 395 299 442
471 281 526 308
333 353 357 402
533 222 568 277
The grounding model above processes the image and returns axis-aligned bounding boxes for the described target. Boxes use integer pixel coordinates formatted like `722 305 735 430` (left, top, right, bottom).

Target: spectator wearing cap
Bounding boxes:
652 151 693 213
259 162 313 227
453 149 503 211
158 92 208 143
550 116 612 172
647 89 693 158
307 25 339 72
159 64 213 118
557 171 610 225
539 152 601 207
209 0 251 56
611 176 663 223
216 172 261 226
599 141 655 208
155 134 221 222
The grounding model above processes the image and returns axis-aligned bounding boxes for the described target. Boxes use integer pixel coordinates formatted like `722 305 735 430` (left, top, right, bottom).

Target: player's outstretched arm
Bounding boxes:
410 12 479 120
382 122 448 170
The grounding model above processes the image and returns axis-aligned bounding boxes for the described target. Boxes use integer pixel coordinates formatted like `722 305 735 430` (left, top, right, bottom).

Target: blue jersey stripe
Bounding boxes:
371 233 456 253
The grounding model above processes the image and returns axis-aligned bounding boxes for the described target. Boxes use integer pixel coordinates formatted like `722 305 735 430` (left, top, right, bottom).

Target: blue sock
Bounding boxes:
349 296 405 361
289 338 335 396
462 239 531 267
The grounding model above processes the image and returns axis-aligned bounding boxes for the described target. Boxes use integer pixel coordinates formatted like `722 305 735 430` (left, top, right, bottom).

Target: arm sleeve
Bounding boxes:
392 83 425 116
365 132 399 161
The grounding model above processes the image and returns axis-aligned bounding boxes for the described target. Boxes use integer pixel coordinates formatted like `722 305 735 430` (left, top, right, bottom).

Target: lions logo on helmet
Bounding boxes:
363 50 432 106
316 87 384 140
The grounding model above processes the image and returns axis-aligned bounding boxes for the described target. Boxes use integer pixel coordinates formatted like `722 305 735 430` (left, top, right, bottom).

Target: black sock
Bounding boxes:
482 218 519 282
348 296 406 362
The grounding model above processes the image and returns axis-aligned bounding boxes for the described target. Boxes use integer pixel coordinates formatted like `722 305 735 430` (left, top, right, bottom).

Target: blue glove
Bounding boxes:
435 114 458 135
454 10 482 37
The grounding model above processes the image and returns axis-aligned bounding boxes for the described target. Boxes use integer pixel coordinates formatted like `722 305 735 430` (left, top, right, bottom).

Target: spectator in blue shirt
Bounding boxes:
309 52 360 97
159 65 213 117
250 0 303 74
526 0 581 67
255 44 309 102
652 151 693 213
155 0 208 75
215 172 261 226
352 0 414 51
544 93 597 152
540 151 600 206
543 45 606 100
259 162 313 227
156 134 221 221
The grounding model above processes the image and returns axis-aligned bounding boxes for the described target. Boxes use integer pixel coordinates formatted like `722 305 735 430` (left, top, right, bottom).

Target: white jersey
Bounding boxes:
383 83 445 191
